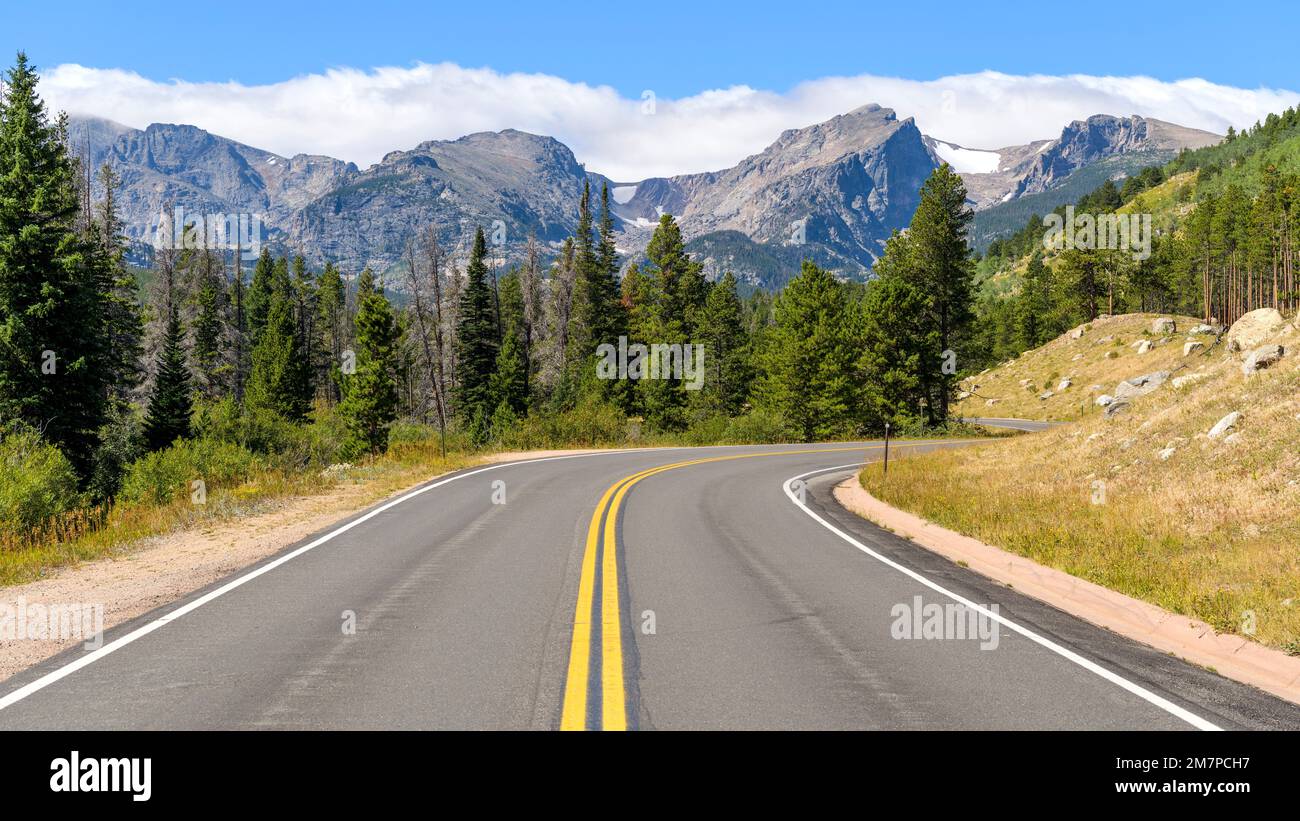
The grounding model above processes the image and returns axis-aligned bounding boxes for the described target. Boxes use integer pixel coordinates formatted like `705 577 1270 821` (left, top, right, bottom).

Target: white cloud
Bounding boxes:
38 63 1300 181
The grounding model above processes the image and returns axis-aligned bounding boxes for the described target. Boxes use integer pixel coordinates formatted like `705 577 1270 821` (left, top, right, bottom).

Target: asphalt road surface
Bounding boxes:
2 434 1297 730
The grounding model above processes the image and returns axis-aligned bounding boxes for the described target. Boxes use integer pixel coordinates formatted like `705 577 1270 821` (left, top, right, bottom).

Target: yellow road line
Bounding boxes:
560 440 962 730
558 477 626 731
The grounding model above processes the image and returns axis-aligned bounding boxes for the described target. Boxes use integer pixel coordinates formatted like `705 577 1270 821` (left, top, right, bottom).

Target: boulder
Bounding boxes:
1171 373 1207 389
1038 390 1054 400
1152 317 1177 334
1057 378 1072 391
1113 371 1169 400
985 398 999 406
1069 325 1087 340
1241 344 1284 375
1158 447 1176 461
1104 400 1131 418
1135 339 1153 354
1190 323 1217 335
1226 308 1284 352
1095 394 1115 407
1207 411 1240 440
1183 341 1204 356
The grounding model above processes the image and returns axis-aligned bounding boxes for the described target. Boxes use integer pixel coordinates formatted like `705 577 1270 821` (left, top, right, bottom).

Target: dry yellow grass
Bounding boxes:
956 312 1206 421
872 311 1300 653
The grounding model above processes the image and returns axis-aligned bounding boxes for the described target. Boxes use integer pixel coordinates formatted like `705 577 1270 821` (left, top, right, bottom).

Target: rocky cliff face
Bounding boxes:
66 109 1220 287
951 115 1220 209
617 105 941 280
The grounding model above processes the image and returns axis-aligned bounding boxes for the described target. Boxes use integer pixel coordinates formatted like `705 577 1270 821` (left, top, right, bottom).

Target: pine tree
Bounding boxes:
1015 251 1051 350
861 231 931 426
696 271 750 415
93 164 144 409
490 270 530 418
190 246 225 398
636 214 708 430
246 247 274 345
0 52 111 476
338 269 400 457
757 261 864 441
316 261 346 403
143 307 193 450
245 259 312 422
453 227 500 437
892 164 976 424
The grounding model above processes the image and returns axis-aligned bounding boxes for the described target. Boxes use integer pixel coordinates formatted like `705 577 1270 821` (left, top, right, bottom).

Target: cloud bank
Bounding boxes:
38 62 1300 181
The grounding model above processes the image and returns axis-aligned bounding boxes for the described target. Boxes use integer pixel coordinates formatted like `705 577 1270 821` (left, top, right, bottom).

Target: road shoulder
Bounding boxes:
834 477 1300 706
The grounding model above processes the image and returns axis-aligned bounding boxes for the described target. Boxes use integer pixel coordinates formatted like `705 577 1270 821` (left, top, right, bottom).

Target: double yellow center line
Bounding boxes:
558 442 957 731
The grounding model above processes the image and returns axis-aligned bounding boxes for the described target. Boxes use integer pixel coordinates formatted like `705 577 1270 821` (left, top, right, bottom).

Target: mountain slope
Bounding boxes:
962 115 1219 251
68 109 1220 285
891 311 1300 654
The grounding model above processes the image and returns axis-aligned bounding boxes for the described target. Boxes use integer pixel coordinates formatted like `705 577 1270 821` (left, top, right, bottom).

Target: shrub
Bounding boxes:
495 399 628 449
192 398 347 468
0 426 81 535
118 438 262 506
724 408 793 444
88 405 146 501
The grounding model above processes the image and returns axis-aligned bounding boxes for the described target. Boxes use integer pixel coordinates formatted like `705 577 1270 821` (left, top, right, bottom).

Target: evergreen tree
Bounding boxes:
490 270 530 417
190 247 225 398
246 247 274 344
893 164 976 423
860 263 930 428
0 52 111 475
1015 251 1052 350
637 214 709 430
245 259 312 422
757 261 864 441
338 269 400 457
316 261 346 403
143 307 193 450
453 227 500 437
696 271 750 415
93 164 144 409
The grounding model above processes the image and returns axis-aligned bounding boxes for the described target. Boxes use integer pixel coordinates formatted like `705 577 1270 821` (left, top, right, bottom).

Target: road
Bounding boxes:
1 435 1297 730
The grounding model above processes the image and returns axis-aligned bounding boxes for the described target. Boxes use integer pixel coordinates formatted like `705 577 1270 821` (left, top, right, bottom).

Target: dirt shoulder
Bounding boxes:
0 448 603 683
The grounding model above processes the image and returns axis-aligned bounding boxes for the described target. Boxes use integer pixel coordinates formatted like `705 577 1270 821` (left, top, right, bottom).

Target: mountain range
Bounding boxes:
67 106 1220 289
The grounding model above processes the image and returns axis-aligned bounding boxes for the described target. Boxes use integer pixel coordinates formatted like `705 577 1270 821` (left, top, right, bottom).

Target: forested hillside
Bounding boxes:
966 106 1300 371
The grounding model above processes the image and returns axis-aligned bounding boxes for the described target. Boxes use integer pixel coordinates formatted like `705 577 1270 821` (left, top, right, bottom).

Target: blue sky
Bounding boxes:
7 0 1296 97
8 1 1299 180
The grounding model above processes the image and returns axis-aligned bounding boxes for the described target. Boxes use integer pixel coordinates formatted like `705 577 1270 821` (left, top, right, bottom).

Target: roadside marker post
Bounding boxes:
882 423 890 477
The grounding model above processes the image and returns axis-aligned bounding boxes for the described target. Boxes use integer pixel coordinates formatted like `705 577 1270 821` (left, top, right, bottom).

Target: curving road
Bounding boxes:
0 436 1297 730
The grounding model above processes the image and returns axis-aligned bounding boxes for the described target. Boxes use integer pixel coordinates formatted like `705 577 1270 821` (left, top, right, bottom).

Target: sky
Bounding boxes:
7 1 1300 180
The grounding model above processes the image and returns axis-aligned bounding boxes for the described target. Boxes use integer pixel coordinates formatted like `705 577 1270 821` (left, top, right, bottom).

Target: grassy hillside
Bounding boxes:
956 313 1201 421
870 310 1300 653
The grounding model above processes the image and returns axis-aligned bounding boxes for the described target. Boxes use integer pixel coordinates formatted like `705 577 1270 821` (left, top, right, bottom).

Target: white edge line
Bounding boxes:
784 463 1222 732
0 446 700 712
0 442 878 713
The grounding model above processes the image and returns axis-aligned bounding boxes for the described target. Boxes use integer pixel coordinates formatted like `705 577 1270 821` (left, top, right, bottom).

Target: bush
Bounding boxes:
724 408 793 444
495 399 628 449
88 405 146 501
192 397 347 468
0 426 81 534
118 438 262 506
